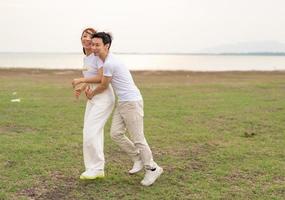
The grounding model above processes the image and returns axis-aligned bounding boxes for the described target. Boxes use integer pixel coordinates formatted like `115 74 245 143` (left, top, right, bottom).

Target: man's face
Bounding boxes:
91 38 108 56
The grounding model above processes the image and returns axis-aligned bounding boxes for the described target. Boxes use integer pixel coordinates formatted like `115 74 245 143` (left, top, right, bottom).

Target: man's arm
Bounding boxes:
72 67 103 87
85 76 112 99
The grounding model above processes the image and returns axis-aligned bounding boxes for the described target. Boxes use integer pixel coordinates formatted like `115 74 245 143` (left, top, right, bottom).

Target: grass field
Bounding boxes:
0 69 284 200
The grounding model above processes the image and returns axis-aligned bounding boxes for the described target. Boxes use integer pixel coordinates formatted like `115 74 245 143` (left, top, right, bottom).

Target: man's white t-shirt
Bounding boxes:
82 53 103 78
103 53 142 102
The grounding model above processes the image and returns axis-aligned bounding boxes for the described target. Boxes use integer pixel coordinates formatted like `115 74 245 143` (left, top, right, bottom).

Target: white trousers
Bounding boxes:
83 84 115 171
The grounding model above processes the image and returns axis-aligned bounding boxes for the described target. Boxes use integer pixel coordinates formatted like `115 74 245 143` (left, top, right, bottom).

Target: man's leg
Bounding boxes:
118 101 155 169
110 105 140 162
118 100 163 186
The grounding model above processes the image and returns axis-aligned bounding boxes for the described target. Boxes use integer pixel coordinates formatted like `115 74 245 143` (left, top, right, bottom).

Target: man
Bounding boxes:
85 32 163 186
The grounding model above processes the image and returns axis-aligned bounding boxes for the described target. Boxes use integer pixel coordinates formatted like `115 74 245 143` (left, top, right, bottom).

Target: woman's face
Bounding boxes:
81 31 93 49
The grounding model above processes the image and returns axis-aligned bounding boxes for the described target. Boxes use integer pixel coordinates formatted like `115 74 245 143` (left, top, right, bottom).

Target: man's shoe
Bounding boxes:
129 160 144 174
80 170 105 180
140 166 163 186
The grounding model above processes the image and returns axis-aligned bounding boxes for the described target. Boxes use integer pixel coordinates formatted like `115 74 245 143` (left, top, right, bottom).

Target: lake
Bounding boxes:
0 53 285 71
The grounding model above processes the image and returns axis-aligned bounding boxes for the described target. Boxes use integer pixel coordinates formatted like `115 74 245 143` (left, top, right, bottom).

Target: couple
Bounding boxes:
72 28 163 186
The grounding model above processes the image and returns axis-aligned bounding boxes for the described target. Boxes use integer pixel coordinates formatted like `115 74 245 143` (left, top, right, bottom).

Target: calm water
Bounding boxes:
0 53 285 71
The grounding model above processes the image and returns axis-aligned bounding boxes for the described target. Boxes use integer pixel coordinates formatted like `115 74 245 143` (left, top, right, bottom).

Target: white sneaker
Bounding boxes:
129 160 144 174
140 166 163 186
80 170 105 180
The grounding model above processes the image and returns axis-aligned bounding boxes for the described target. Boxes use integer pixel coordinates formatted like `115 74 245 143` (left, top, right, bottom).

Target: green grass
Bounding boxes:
0 70 284 199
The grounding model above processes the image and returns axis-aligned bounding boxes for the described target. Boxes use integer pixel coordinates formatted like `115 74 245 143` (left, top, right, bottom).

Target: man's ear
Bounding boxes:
105 44 110 50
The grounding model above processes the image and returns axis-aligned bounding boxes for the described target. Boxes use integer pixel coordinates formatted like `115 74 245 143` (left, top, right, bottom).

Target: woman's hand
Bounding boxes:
74 88 82 99
72 78 84 88
74 83 87 99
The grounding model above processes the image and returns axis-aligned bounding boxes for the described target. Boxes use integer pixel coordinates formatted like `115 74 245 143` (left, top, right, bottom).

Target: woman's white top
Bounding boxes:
82 53 103 78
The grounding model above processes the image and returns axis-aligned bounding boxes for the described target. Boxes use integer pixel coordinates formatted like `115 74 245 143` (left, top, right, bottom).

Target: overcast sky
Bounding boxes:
0 0 285 53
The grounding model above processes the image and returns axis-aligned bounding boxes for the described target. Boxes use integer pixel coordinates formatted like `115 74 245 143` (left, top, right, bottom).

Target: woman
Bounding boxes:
72 28 115 180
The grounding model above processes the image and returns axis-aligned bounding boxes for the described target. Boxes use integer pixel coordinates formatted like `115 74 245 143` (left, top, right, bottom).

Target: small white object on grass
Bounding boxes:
11 98 21 102
12 92 17 95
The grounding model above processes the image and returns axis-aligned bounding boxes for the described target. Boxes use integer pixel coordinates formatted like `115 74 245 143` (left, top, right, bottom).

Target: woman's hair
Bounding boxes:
81 28 96 55
92 32 113 49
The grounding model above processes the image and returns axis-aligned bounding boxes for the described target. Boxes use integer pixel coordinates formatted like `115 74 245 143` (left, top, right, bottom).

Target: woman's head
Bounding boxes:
81 28 96 54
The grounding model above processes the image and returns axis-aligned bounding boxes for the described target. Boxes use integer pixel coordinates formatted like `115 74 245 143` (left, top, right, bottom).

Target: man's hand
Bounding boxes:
85 85 94 100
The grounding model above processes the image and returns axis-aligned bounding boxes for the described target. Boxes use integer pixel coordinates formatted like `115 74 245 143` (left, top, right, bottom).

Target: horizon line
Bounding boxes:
1 51 285 55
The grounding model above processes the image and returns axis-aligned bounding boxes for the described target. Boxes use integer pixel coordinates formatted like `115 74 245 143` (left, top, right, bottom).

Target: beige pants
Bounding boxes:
110 100 156 169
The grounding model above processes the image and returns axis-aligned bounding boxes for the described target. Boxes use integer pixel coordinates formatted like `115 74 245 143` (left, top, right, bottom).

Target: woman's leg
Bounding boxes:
83 100 114 171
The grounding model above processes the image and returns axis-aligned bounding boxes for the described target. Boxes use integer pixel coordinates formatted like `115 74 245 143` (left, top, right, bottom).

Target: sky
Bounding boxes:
0 0 285 53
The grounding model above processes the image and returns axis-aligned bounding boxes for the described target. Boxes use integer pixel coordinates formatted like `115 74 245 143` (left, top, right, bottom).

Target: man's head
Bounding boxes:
91 32 112 58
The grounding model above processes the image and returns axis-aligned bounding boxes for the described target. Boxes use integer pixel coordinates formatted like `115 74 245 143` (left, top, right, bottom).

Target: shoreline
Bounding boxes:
0 67 285 74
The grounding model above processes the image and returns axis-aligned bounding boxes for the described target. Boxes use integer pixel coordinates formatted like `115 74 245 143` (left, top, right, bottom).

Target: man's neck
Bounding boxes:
99 51 109 62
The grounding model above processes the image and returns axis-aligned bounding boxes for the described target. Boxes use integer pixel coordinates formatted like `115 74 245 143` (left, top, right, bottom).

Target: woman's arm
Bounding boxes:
74 83 88 99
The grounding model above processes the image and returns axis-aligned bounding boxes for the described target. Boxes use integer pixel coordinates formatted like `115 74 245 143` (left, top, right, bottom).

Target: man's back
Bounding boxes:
103 53 142 102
